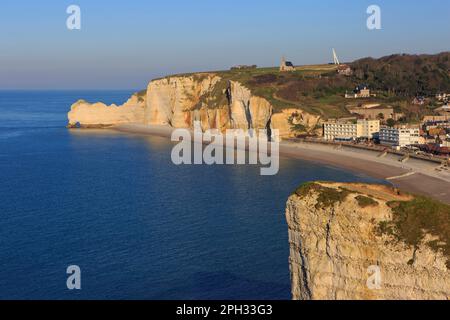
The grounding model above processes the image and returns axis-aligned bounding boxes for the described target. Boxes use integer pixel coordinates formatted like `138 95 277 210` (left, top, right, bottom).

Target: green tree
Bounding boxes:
386 118 396 127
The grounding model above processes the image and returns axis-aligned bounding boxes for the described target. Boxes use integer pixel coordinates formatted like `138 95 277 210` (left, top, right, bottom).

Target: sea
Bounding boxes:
0 90 383 300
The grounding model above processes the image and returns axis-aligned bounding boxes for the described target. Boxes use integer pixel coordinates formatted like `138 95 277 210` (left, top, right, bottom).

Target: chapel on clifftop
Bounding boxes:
280 57 296 72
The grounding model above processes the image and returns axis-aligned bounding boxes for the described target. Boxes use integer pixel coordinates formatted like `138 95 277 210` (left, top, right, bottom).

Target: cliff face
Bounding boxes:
227 81 273 131
67 73 319 137
143 75 274 132
286 182 450 300
144 74 223 128
271 108 321 138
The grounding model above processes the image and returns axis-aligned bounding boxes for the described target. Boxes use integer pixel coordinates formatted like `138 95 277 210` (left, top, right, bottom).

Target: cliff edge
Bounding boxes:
286 182 450 300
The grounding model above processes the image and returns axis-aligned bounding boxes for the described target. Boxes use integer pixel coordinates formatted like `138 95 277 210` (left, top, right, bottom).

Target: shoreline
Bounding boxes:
110 123 450 204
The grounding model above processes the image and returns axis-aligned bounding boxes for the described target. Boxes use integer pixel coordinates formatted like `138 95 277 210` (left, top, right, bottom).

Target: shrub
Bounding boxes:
356 195 378 208
295 182 350 209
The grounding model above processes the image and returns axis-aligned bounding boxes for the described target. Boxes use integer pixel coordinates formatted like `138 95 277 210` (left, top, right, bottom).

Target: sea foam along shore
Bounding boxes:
106 123 450 204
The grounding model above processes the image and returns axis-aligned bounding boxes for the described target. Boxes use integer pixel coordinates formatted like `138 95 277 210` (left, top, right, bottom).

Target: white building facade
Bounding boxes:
357 119 380 139
324 119 380 141
379 126 421 147
324 122 358 141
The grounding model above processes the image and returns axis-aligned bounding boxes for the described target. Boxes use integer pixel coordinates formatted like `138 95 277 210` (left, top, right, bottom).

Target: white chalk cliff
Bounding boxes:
67 73 320 137
68 93 145 127
286 182 450 300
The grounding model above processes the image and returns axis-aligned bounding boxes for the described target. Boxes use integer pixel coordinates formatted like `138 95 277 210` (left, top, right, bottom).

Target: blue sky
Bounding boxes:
1 0 449 89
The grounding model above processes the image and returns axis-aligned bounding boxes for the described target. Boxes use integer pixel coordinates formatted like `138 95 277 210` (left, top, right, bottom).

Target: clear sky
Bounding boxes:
1 0 449 89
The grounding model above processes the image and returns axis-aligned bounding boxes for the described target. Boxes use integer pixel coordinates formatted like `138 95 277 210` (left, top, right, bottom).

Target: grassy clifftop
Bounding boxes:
145 52 450 119
219 52 450 117
380 195 450 269
294 181 450 269
216 65 352 117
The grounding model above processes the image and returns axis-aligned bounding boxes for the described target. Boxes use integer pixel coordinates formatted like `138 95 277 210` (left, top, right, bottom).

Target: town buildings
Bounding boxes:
423 119 450 131
436 93 449 102
337 64 353 76
422 116 450 148
423 115 450 123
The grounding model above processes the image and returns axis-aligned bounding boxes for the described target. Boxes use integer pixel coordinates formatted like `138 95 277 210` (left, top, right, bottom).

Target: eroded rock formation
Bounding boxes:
67 93 145 128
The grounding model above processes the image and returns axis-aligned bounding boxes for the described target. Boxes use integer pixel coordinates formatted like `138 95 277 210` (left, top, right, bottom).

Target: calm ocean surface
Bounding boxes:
0 91 382 300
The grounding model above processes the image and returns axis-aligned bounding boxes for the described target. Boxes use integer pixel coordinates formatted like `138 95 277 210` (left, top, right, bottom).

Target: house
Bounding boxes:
442 139 450 148
436 93 449 102
436 104 450 115
345 85 374 99
280 57 295 72
412 96 426 105
337 64 353 76
422 115 450 123
423 135 439 145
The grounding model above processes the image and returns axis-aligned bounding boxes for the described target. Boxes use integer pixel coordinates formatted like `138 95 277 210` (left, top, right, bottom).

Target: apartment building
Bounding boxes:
323 119 380 141
324 121 357 141
379 126 421 147
357 119 380 139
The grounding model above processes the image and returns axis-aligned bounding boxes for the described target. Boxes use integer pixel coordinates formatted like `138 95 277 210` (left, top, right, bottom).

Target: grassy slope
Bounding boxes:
216 66 352 116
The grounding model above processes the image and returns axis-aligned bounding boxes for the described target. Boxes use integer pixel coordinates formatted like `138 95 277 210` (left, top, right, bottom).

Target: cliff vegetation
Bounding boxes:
379 195 450 268
294 182 350 209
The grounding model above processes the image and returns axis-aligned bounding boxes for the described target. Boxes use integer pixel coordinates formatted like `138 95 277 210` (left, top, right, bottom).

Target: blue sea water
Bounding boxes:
0 91 383 300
